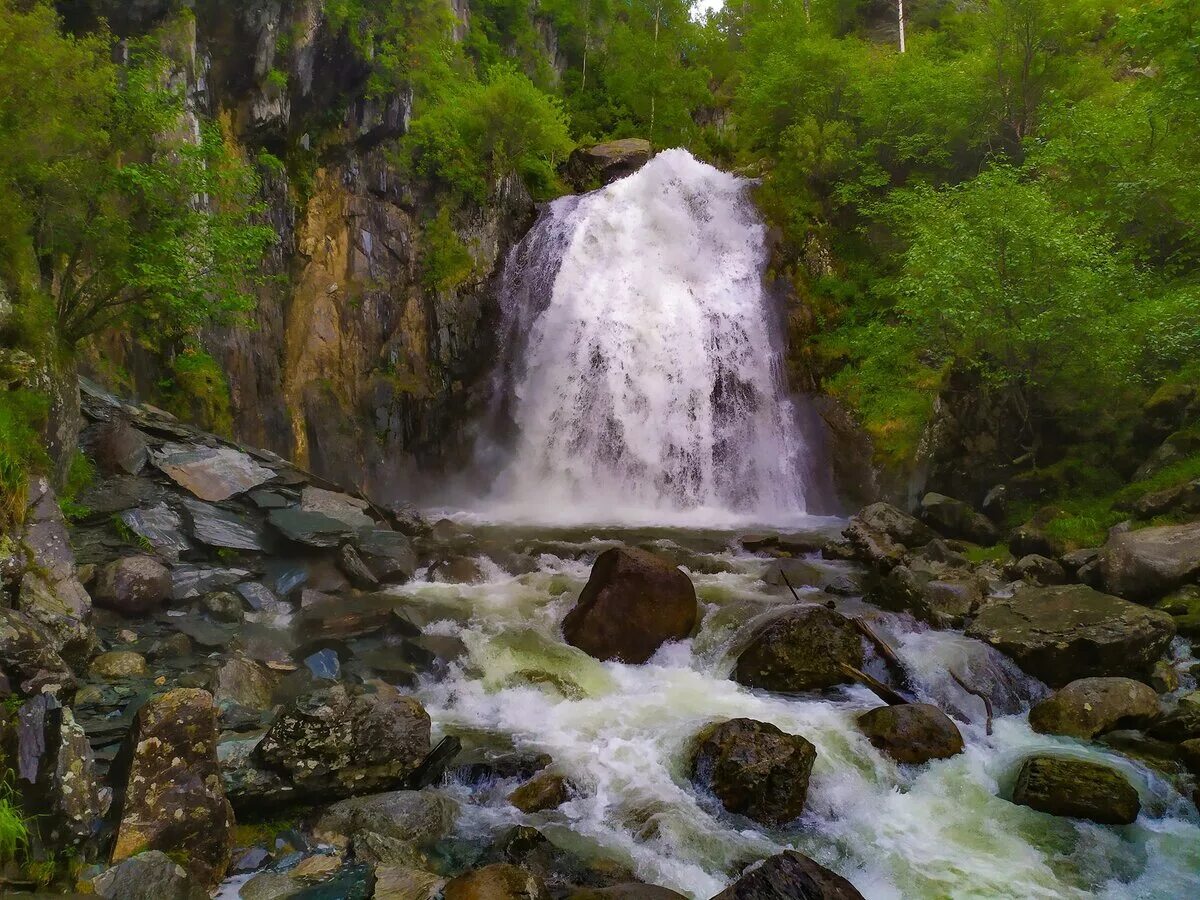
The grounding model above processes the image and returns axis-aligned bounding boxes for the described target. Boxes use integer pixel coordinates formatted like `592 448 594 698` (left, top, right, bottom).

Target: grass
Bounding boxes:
0 781 29 864
963 543 1012 565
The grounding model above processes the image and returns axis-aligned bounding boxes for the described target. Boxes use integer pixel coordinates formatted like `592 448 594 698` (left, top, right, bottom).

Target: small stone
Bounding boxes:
201 590 245 623
89 650 147 679
304 648 341 681
508 771 571 813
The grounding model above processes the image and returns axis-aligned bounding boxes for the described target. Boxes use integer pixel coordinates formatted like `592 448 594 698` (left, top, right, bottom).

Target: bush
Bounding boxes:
0 388 49 530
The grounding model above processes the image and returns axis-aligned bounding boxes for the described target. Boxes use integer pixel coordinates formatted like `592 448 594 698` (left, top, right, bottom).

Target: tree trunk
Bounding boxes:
898 0 907 53
45 352 81 491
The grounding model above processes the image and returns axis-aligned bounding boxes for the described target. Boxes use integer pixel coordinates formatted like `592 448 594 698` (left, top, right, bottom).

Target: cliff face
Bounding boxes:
83 0 538 505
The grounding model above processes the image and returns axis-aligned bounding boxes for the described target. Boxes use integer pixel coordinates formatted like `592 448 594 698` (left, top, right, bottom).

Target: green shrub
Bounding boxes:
0 780 28 864
0 388 49 530
421 208 475 292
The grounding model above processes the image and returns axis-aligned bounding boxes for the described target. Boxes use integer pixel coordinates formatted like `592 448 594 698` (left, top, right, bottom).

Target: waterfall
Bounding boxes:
480 149 825 525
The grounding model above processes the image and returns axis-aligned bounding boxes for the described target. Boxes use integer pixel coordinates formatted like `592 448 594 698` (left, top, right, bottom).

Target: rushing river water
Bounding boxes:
390 524 1200 899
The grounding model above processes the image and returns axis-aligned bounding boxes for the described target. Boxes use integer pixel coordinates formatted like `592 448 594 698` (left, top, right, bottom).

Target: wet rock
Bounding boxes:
431 555 486 584
231 847 272 874
568 888 687 900
89 418 150 476
734 606 863 692
89 650 148 679
152 442 274 502
374 866 445 900
255 684 431 801
170 615 236 650
690 718 816 825
1008 554 1067 585
444 863 550 900
356 529 418 583
856 703 964 764
1010 755 1140 825
508 770 571 813
201 590 246 623
237 581 292 619
268 507 355 548
844 503 933 571
170 563 252 600
871 561 985 628
180 497 265 551
111 688 235 887
77 475 160 516
119 502 192 558
566 138 652 189
314 789 458 849
919 493 999 545
1153 586 1200 637
337 542 380 589
1100 522 1200 601
90 850 208 900
1060 547 1100 576
562 547 698 664
213 657 278 710
304 647 341 680
1147 701 1200 742
301 485 375 531
0 606 76 696
13 694 109 852
93 555 171 615
1029 678 1161 740
965 584 1175 686
295 593 394 641
712 850 865 900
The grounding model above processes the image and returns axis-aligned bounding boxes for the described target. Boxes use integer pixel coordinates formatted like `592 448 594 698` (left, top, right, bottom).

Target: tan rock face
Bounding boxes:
111 688 235 887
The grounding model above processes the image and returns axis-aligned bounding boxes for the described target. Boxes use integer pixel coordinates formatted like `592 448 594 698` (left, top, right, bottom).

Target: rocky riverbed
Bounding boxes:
3 382 1200 898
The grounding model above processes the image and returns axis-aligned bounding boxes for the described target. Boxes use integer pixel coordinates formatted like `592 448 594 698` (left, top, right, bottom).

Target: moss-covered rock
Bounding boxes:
1010 755 1140 825
1153 586 1200 638
734 606 863 692
1029 678 1160 740
857 703 964 764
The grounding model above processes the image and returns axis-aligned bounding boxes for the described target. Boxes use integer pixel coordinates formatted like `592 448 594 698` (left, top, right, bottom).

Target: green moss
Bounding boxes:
58 450 95 521
161 348 234 436
420 208 476 293
0 778 29 864
963 544 1012 565
0 388 49 531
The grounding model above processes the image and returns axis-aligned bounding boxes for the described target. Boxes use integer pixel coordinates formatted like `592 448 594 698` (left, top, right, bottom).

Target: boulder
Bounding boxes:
375 866 446 900
355 529 418 583
89 650 148 679
965 585 1175 686
300 485 375 531
871 561 985 628
844 502 934 570
314 789 458 849
1010 756 1140 825
712 850 864 900
1008 554 1067 586
89 417 150 476
565 139 652 190
90 850 208 900
1128 479 1200 519
508 770 571 814
179 497 265 551
111 689 235 887
856 704 964 764
919 493 999 545
119 502 192 559
562 548 698 664
268 507 355 548
93 555 171 616
12 693 109 853
568 888 687 900
1029 678 1161 740
1008 523 1063 560
690 718 816 825
200 590 245 623
255 684 431 801
1100 522 1200 601
337 542 380 589
444 863 550 900
734 606 863 692
0 606 76 696
151 442 274 502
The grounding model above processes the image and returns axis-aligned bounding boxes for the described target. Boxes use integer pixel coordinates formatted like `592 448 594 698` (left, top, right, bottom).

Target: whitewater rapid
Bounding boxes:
479 150 822 526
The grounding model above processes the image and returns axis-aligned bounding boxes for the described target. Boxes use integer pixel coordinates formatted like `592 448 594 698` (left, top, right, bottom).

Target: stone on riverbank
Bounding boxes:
1010 756 1140 825
857 703 964 764
1100 522 1200 601
690 718 816 825
1029 678 1160 740
562 547 698 664
734 606 863 692
965 584 1174 686
712 850 865 900
93 555 171 616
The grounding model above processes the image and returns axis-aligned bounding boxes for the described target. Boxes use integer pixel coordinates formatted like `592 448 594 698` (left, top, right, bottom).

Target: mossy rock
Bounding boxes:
1010 755 1140 825
1154 586 1200 638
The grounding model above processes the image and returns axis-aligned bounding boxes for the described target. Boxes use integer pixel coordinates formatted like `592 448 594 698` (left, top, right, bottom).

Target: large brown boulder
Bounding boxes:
690 718 816 825
734 606 863 693
1100 522 1200 601
444 863 550 900
562 548 698 664
255 683 431 802
1010 755 1140 825
1029 678 1161 740
965 585 1175 686
712 850 864 900
111 689 235 887
93 555 171 616
856 704 964 765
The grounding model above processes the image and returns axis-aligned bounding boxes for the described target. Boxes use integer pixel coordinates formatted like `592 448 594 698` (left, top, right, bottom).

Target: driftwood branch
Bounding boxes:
839 663 912 706
778 569 804 604
949 668 994 735
852 616 908 685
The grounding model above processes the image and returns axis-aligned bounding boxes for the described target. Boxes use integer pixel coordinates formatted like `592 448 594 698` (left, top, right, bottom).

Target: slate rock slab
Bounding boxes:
180 498 264 551
152 442 275 502
120 503 191 558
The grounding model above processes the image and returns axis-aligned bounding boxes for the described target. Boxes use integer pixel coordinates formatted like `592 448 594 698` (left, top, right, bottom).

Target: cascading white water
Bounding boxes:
481 149 822 525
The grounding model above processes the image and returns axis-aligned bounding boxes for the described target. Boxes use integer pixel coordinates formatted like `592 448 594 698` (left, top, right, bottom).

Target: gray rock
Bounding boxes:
857 703 964 764
152 442 275 502
269 508 355 548
919 493 999 545
170 563 252 600
213 657 278 710
94 555 172 615
77 475 161 515
355 529 418 583
337 542 380 589
966 584 1175 686
0 607 76 696
180 497 265 551
1100 522 1200 601
712 850 864 900
90 418 149 476
1008 554 1067 586
120 503 192 558
872 561 985 628
734 606 863 692
1029 678 1161 739
314 789 458 848
237 582 292 619
200 590 245 623
844 502 934 570
91 850 208 900
565 138 652 189
300 486 375 531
